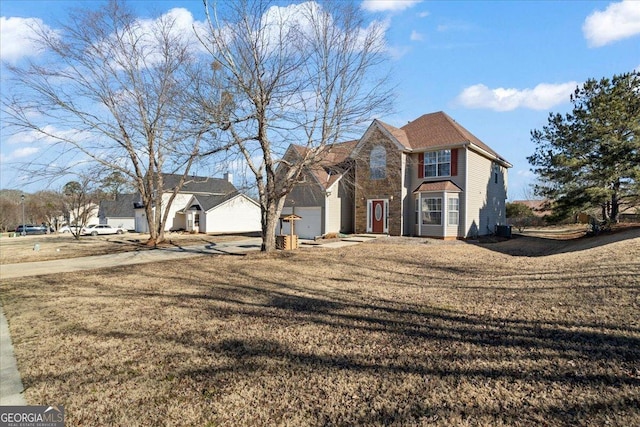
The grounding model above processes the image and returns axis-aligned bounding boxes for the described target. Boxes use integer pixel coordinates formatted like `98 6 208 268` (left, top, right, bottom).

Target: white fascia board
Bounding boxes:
467 142 513 168
205 193 260 213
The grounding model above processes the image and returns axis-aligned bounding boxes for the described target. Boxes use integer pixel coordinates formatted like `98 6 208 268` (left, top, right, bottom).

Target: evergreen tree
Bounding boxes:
528 71 640 222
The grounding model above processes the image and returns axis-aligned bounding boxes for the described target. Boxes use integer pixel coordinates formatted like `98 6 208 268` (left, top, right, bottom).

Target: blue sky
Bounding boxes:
1 0 639 199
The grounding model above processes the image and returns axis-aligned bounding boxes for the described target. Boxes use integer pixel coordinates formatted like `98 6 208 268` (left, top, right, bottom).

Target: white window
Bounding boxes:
370 146 386 180
424 150 451 177
415 196 419 225
448 197 459 226
422 197 442 225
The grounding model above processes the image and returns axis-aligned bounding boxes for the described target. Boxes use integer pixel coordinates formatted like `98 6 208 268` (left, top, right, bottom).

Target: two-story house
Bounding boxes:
284 111 511 239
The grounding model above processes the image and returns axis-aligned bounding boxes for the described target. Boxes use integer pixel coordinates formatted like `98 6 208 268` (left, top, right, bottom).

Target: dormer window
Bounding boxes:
370 145 386 180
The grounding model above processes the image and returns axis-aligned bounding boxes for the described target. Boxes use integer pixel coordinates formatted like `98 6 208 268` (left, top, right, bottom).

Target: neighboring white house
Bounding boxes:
182 192 262 234
133 173 261 234
98 194 137 230
67 202 100 227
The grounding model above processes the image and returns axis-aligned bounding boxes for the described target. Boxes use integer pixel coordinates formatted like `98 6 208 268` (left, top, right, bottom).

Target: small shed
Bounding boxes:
277 214 302 250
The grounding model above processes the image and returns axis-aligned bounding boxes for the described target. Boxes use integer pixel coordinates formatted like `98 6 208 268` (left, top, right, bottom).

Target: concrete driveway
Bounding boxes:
0 238 263 280
0 235 383 280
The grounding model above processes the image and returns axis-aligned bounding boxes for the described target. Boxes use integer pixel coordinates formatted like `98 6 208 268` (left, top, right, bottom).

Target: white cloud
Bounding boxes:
517 169 535 178
105 7 209 68
361 0 422 13
0 146 40 162
252 2 388 56
410 30 424 41
12 146 40 158
456 81 579 111
386 45 411 60
583 0 640 47
436 21 473 33
0 16 57 63
418 11 430 18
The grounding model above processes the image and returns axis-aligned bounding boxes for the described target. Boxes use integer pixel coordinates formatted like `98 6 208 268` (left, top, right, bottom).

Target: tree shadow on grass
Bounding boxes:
474 226 640 257
8 234 639 426
10 269 640 426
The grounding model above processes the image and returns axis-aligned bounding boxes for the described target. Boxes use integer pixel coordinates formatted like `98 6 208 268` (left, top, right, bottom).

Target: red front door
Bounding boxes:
371 200 385 233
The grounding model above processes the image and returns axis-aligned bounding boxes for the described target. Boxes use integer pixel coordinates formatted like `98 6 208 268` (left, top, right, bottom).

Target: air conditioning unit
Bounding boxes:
495 225 512 238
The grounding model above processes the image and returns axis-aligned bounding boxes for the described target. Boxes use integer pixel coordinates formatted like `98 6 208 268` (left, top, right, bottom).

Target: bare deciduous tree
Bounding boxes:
33 190 66 232
62 180 98 239
0 190 24 232
2 0 226 245
199 0 393 251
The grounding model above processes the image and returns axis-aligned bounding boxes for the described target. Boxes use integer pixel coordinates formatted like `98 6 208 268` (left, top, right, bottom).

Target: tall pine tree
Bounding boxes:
528 71 640 222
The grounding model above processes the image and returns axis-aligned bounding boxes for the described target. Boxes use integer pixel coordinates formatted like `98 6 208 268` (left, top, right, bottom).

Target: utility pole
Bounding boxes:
21 194 25 236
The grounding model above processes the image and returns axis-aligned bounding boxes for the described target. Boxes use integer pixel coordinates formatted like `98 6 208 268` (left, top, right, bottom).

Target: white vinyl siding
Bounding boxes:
203 195 261 233
163 193 192 231
465 150 507 237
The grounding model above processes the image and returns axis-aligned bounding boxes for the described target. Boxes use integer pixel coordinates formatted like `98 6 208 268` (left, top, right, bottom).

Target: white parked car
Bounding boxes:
81 224 126 236
58 225 82 234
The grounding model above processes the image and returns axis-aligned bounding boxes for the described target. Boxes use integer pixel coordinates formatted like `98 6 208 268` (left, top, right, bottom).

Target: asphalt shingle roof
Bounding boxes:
413 180 463 193
378 111 506 162
192 192 241 212
99 193 137 217
162 174 237 194
291 140 357 189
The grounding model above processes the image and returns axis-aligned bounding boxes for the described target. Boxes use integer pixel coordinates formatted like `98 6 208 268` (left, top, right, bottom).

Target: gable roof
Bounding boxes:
193 192 239 211
376 121 410 148
162 173 237 195
187 192 259 213
290 140 358 190
99 193 137 218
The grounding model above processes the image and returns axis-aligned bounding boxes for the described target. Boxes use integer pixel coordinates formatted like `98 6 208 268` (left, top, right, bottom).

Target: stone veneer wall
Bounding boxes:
354 128 403 235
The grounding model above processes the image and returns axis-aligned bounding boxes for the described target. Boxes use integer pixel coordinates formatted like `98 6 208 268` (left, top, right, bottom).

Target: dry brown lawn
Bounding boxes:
1 228 639 426
0 232 250 264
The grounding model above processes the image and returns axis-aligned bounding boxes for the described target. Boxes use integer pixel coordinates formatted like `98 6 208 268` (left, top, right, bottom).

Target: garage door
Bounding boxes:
281 207 322 239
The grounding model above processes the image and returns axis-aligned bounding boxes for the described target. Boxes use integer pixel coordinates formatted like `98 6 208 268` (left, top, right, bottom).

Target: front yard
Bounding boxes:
1 229 639 426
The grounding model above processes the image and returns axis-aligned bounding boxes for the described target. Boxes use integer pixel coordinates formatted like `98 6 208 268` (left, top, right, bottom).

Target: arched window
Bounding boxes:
370 145 386 179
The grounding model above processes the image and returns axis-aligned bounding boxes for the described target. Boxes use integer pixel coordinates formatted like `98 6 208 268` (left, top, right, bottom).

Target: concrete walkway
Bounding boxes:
0 307 26 405
300 234 385 249
0 238 263 280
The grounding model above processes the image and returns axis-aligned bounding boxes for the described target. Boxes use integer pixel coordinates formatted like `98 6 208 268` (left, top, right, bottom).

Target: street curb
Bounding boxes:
0 305 27 406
